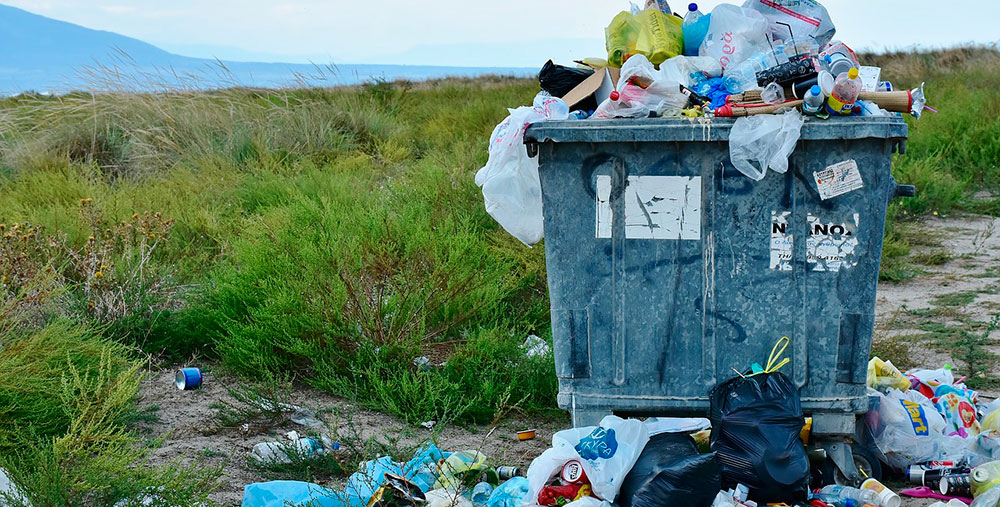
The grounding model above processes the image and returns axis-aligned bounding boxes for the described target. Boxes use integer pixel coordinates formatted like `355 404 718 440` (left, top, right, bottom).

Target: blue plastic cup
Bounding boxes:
175 367 202 390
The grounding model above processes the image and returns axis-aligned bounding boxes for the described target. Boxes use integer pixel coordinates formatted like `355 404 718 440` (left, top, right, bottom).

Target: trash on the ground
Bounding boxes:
522 335 550 359
369 473 428 507
899 485 972 504
617 432 720 507
474 92 569 246
435 450 489 491
972 484 1000 507
860 478 901 507
290 406 325 428
496 466 522 481
426 489 473 507
709 338 809 503
926 500 969 507
643 417 711 436
728 109 804 180
175 367 202 390
813 484 879 506
525 415 649 507
972 461 1000 497
0 468 30 507
487 477 530 507
420 420 437 429
242 481 339 507
414 356 432 370
251 430 334 465
517 429 537 441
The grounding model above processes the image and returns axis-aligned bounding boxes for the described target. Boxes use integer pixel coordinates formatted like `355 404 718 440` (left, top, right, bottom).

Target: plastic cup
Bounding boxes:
861 478 901 507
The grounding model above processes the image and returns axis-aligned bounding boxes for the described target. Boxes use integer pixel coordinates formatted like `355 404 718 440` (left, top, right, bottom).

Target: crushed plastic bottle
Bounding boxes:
682 3 709 57
722 48 789 93
761 82 785 104
825 68 861 116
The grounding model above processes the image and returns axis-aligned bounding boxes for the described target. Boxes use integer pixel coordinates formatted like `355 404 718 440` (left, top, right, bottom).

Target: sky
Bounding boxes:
5 0 1000 67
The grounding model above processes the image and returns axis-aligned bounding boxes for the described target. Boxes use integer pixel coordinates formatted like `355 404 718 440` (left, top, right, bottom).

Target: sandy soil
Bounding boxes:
135 213 1000 507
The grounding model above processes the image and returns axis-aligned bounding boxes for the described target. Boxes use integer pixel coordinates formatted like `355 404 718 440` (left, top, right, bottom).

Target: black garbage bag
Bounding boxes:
709 372 810 503
618 432 721 507
538 60 595 110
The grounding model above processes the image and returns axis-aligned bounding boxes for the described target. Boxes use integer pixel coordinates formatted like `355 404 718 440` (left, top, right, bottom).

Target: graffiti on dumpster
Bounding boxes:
595 175 701 240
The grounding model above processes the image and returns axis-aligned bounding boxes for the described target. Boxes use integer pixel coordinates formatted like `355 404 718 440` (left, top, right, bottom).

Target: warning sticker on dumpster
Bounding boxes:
806 213 860 272
595 175 701 240
770 211 793 271
814 159 864 200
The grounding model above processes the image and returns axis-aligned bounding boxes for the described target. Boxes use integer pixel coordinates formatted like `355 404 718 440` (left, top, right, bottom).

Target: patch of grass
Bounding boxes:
870 337 915 370
913 250 953 266
930 291 979 308
211 376 295 433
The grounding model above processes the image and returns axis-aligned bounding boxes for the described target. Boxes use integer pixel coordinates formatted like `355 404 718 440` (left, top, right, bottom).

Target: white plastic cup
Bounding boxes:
861 478 901 507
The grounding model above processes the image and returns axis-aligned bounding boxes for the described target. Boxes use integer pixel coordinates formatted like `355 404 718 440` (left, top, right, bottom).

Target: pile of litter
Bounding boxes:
476 0 931 246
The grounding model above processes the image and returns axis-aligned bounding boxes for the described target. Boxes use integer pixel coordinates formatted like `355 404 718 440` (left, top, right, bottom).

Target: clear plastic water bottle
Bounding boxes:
801 84 825 115
825 67 862 115
722 48 789 93
682 3 709 57
471 482 495 507
813 485 879 506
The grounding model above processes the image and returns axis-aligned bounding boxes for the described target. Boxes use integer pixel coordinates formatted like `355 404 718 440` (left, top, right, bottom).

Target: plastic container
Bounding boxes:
682 3 709 57
826 68 861 116
801 85 825 115
471 482 495 507
824 54 853 78
861 478 901 507
814 485 879 506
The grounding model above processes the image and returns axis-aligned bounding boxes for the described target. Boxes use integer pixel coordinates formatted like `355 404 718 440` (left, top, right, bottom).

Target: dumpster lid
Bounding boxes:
524 116 908 144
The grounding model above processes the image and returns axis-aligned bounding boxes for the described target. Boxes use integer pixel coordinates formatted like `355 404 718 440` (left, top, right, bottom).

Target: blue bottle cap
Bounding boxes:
688 3 698 11
810 85 821 95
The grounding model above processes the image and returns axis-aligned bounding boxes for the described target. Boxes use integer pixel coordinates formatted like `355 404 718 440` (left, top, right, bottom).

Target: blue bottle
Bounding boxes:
682 3 710 57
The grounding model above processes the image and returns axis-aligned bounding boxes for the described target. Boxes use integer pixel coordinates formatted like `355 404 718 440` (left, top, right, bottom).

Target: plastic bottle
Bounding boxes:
682 3 709 57
813 485 879 506
825 68 861 116
801 84 825 115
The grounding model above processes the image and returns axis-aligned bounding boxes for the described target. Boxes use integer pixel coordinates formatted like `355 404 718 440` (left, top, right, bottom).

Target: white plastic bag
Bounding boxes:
594 55 688 119
743 0 836 49
658 55 723 87
475 93 569 246
869 388 974 469
524 416 650 506
699 4 771 71
728 109 804 181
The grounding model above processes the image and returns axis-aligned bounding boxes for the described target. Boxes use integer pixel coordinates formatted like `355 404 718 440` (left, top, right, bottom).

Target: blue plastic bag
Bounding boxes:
487 477 530 507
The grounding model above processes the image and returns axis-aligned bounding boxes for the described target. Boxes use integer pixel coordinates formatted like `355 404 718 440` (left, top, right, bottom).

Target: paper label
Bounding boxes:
770 211 793 271
814 159 863 200
806 213 860 272
595 175 701 240
859 66 881 92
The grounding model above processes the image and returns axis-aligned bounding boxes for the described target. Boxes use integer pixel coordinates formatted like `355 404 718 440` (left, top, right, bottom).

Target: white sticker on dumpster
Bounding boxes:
807 213 860 272
595 175 701 240
770 211 793 271
814 159 864 200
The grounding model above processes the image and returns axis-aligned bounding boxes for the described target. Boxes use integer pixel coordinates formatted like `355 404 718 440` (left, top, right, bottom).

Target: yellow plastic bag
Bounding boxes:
606 11 640 68
434 450 488 490
867 357 912 391
634 9 684 66
606 10 684 68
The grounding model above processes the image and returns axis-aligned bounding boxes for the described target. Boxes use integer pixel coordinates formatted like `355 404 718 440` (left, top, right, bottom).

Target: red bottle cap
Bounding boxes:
609 90 620 101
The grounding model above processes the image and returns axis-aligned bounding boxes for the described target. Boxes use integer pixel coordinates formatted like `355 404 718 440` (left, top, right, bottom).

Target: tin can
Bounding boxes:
906 465 968 485
497 466 522 481
940 474 972 497
175 367 202 390
561 460 588 484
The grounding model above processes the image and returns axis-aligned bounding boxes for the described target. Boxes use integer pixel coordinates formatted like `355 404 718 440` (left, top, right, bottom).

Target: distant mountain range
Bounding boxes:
0 4 535 94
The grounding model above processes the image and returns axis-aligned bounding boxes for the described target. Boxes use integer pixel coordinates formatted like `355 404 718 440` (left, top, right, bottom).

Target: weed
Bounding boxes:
913 250 953 266
930 291 978 308
211 377 295 433
870 338 915 370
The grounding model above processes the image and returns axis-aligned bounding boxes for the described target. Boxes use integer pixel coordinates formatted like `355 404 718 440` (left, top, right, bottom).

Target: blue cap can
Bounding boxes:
175 367 203 390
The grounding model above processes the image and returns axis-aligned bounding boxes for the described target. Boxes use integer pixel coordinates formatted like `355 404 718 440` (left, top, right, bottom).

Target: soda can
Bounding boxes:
940 474 972 497
496 466 522 481
907 466 969 485
175 367 202 390
561 460 587 484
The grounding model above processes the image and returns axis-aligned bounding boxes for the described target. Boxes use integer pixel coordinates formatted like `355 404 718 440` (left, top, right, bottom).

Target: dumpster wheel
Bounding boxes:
820 443 882 486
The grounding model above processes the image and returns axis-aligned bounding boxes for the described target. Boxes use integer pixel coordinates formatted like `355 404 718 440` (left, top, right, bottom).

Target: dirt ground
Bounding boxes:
136 213 1000 507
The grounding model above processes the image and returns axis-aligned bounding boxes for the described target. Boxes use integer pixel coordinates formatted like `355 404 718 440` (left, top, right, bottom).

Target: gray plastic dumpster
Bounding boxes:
524 116 910 483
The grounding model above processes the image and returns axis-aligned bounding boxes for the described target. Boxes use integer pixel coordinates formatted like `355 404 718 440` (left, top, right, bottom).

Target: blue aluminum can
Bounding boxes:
175 367 202 390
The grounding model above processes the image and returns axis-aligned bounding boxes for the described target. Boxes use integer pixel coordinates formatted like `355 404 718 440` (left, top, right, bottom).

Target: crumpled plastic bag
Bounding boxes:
971 485 1000 507
475 93 569 246
699 4 771 71
658 56 723 88
867 388 973 469
744 0 835 49
524 416 650 507
936 390 981 437
486 477 530 507
728 109 804 181
594 55 688 119
908 367 956 399
867 357 912 392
